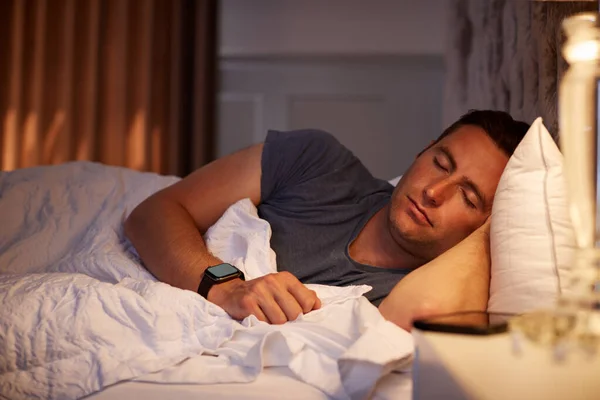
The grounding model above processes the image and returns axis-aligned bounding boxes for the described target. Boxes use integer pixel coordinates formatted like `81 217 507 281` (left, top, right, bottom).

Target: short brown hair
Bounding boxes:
437 110 530 157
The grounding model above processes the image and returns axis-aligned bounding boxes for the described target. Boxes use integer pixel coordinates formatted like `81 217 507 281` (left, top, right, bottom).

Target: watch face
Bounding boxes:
207 263 239 280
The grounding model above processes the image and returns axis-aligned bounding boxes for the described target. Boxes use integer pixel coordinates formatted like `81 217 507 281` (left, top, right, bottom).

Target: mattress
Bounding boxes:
85 366 412 400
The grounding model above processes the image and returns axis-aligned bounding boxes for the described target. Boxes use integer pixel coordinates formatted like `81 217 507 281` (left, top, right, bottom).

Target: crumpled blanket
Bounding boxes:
0 161 412 400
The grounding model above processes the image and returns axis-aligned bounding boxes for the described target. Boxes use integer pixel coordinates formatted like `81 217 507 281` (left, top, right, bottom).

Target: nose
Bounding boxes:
422 178 452 207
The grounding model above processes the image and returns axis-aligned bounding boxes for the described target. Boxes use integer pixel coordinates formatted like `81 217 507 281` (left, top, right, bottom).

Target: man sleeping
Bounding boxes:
125 110 529 331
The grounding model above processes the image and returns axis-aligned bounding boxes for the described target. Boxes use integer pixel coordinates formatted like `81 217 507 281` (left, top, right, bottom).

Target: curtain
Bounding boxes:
0 0 217 176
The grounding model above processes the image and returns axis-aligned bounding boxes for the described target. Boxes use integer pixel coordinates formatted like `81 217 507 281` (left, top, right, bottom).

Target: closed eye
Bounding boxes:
461 188 477 209
433 157 448 172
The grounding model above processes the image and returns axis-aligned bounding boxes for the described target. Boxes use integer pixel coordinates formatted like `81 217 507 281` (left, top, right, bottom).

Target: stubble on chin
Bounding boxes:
387 204 439 264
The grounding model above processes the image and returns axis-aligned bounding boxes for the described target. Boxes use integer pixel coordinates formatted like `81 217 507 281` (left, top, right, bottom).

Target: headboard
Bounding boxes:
443 0 598 138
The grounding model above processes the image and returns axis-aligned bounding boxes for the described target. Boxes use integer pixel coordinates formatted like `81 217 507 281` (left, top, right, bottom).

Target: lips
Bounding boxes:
407 196 433 227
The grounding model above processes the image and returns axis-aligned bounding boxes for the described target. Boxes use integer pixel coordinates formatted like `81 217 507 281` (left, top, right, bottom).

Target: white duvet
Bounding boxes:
0 162 413 400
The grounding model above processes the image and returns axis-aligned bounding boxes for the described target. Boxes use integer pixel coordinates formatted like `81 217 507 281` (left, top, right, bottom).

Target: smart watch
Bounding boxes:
197 263 245 299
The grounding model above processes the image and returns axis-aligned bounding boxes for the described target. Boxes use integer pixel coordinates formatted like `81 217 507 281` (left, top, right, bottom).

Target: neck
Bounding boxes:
349 204 424 269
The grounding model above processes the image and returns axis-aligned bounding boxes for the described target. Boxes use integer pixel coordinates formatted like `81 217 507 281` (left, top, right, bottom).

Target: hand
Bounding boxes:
207 271 321 324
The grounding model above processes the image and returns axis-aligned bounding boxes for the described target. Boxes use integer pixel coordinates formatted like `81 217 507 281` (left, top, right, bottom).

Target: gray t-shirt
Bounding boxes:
258 129 410 306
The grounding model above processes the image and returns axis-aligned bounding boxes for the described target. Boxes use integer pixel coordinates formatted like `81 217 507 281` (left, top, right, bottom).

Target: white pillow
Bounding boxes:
488 117 576 313
389 176 402 186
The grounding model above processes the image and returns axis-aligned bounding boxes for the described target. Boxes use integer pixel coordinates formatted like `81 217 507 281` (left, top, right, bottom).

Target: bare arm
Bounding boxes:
378 220 491 331
125 144 263 291
125 144 320 323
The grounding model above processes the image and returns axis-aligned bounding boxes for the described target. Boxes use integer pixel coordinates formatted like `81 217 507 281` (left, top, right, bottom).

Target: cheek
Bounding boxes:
396 159 431 190
442 201 484 234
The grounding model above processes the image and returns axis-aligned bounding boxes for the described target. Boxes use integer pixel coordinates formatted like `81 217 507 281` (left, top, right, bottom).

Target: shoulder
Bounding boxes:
265 129 353 165
260 128 369 200
265 128 343 150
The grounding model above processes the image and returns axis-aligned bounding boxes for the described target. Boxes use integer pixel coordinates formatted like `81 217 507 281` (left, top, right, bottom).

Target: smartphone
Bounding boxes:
412 311 514 335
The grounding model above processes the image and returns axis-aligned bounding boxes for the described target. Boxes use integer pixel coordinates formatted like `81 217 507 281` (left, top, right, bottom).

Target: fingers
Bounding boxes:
237 294 268 322
237 275 289 324
272 289 303 322
281 272 321 313
288 284 320 313
259 274 303 324
257 294 289 324
235 272 322 325
313 293 322 310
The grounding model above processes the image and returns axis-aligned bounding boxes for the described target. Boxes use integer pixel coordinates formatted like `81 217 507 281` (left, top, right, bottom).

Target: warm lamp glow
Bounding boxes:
564 40 600 62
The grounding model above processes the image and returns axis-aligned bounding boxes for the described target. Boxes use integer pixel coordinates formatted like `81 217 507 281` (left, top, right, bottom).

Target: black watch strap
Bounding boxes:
197 263 245 299
197 275 215 299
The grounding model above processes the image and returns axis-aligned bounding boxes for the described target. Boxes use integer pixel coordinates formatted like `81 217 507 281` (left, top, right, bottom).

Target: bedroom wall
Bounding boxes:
217 0 448 180
442 0 598 139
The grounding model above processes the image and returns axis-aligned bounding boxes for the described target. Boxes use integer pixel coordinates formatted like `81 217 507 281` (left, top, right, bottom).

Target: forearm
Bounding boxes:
379 222 491 331
125 195 222 292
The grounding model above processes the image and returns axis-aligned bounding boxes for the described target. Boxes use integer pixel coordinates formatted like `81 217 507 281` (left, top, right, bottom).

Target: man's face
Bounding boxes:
389 124 509 260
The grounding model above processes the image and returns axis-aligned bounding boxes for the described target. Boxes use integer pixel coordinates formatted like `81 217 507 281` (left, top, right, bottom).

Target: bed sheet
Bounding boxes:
0 162 414 400
85 366 412 400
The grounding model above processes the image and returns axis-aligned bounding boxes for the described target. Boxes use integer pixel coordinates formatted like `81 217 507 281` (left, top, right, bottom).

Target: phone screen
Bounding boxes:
413 311 515 335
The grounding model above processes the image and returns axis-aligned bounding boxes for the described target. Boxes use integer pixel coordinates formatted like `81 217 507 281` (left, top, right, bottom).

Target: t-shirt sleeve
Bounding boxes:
260 129 358 202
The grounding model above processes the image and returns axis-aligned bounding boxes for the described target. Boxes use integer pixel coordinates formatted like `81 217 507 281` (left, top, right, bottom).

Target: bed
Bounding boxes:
0 124 571 400
0 121 576 400
86 366 413 400
0 162 414 400
1 2 591 399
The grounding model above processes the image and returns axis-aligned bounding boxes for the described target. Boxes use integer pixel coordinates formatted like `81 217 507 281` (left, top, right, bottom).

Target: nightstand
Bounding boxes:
412 328 600 399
